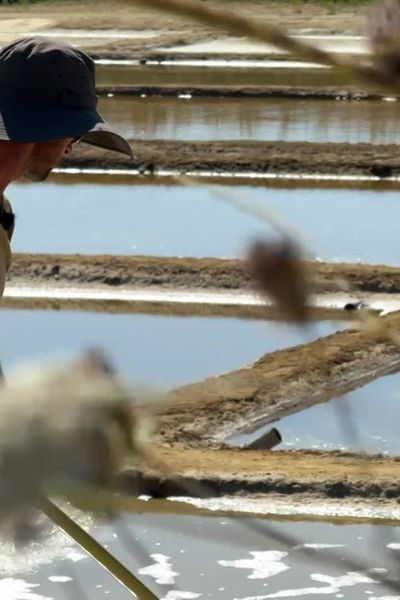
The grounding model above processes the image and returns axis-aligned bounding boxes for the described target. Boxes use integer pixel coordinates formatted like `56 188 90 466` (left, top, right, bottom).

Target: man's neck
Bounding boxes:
0 141 34 193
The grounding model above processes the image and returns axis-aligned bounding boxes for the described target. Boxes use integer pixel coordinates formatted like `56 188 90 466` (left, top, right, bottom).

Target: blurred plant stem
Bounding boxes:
128 0 397 93
41 498 160 600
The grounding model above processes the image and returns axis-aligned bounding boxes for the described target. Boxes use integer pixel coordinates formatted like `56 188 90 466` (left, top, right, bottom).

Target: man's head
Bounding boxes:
0 36 132 184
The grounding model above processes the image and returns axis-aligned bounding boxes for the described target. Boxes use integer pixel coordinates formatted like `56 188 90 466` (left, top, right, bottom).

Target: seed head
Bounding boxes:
366 0 400 78
247 238 310 323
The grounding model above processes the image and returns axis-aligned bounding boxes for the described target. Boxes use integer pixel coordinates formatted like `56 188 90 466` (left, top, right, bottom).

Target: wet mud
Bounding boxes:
158 310 400 444
64 139 400 178
9 253 400 295
121 445 400 504
96 84 382 101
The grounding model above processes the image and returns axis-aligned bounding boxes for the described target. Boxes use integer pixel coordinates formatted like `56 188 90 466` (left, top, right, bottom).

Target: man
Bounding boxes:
0 36 132 296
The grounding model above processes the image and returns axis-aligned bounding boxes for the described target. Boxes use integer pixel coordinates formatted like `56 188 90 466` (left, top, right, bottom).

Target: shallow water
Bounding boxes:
4 512 400 600
0 309 337 388
233 372 400 456
165 35 367 56
9 181 400 265
98 96 400 144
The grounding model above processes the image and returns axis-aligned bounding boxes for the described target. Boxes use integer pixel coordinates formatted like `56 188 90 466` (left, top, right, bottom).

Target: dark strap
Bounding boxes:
0 195 14 241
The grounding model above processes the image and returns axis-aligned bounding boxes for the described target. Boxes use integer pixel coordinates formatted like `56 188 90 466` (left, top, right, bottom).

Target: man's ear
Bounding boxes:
64 141 73 156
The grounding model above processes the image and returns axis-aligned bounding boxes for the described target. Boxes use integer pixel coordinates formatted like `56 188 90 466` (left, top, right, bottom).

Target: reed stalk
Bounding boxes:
128 0 399 93
41 498 160 600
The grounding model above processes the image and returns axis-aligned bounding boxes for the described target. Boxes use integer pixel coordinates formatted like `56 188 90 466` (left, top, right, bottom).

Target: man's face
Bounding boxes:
22 138 74 182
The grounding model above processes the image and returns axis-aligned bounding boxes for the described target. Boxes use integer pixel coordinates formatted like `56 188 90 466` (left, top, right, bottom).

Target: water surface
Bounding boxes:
99 96 400 144
9 181 400 265
0 309 336 388
4 513 400 600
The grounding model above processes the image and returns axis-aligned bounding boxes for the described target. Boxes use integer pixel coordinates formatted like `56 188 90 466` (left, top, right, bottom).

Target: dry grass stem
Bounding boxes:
128 0 400 94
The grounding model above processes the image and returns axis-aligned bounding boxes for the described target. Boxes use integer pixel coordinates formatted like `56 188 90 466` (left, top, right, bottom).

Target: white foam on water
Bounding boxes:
387 543 400 550
170 495 400 523
218 550 289 580
369 596 400 599
0 578 52 600
161 593 202 600
302 544 345 549
0 513 91 575
65 550 86 563
239 572 376 598
139 553 179 585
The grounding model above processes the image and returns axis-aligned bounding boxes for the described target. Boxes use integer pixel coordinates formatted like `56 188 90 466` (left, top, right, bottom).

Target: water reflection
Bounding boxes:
8 181 400 265
98 96 400 144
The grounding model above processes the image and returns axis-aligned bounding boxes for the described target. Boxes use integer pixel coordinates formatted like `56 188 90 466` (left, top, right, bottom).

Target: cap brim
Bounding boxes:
0 100 133 158
81 122 134 158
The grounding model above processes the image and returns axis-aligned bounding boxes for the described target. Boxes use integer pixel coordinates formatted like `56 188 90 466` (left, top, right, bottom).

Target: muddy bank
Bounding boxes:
64 139 400 178
97 84 382 100
121 444 400 503
0 1 368 39
157 310 400 444
9 253 400 294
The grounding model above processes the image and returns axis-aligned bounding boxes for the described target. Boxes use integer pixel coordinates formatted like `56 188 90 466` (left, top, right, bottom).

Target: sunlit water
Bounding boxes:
0 308 361 600
4 514 400 599
98 96 400 144
8 181 400 265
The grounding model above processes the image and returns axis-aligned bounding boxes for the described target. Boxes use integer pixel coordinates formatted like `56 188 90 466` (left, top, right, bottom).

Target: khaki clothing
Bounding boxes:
0 194 13 298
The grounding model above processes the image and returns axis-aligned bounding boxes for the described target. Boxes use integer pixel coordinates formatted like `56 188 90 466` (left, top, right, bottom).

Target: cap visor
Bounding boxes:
82 123 134 158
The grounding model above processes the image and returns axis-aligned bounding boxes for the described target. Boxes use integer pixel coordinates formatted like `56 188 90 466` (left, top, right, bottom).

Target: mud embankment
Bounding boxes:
63 139 400 178
121 444 400 503
10 253 400 506
97 85 383 101
9 253 400 294
158 310 400 444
